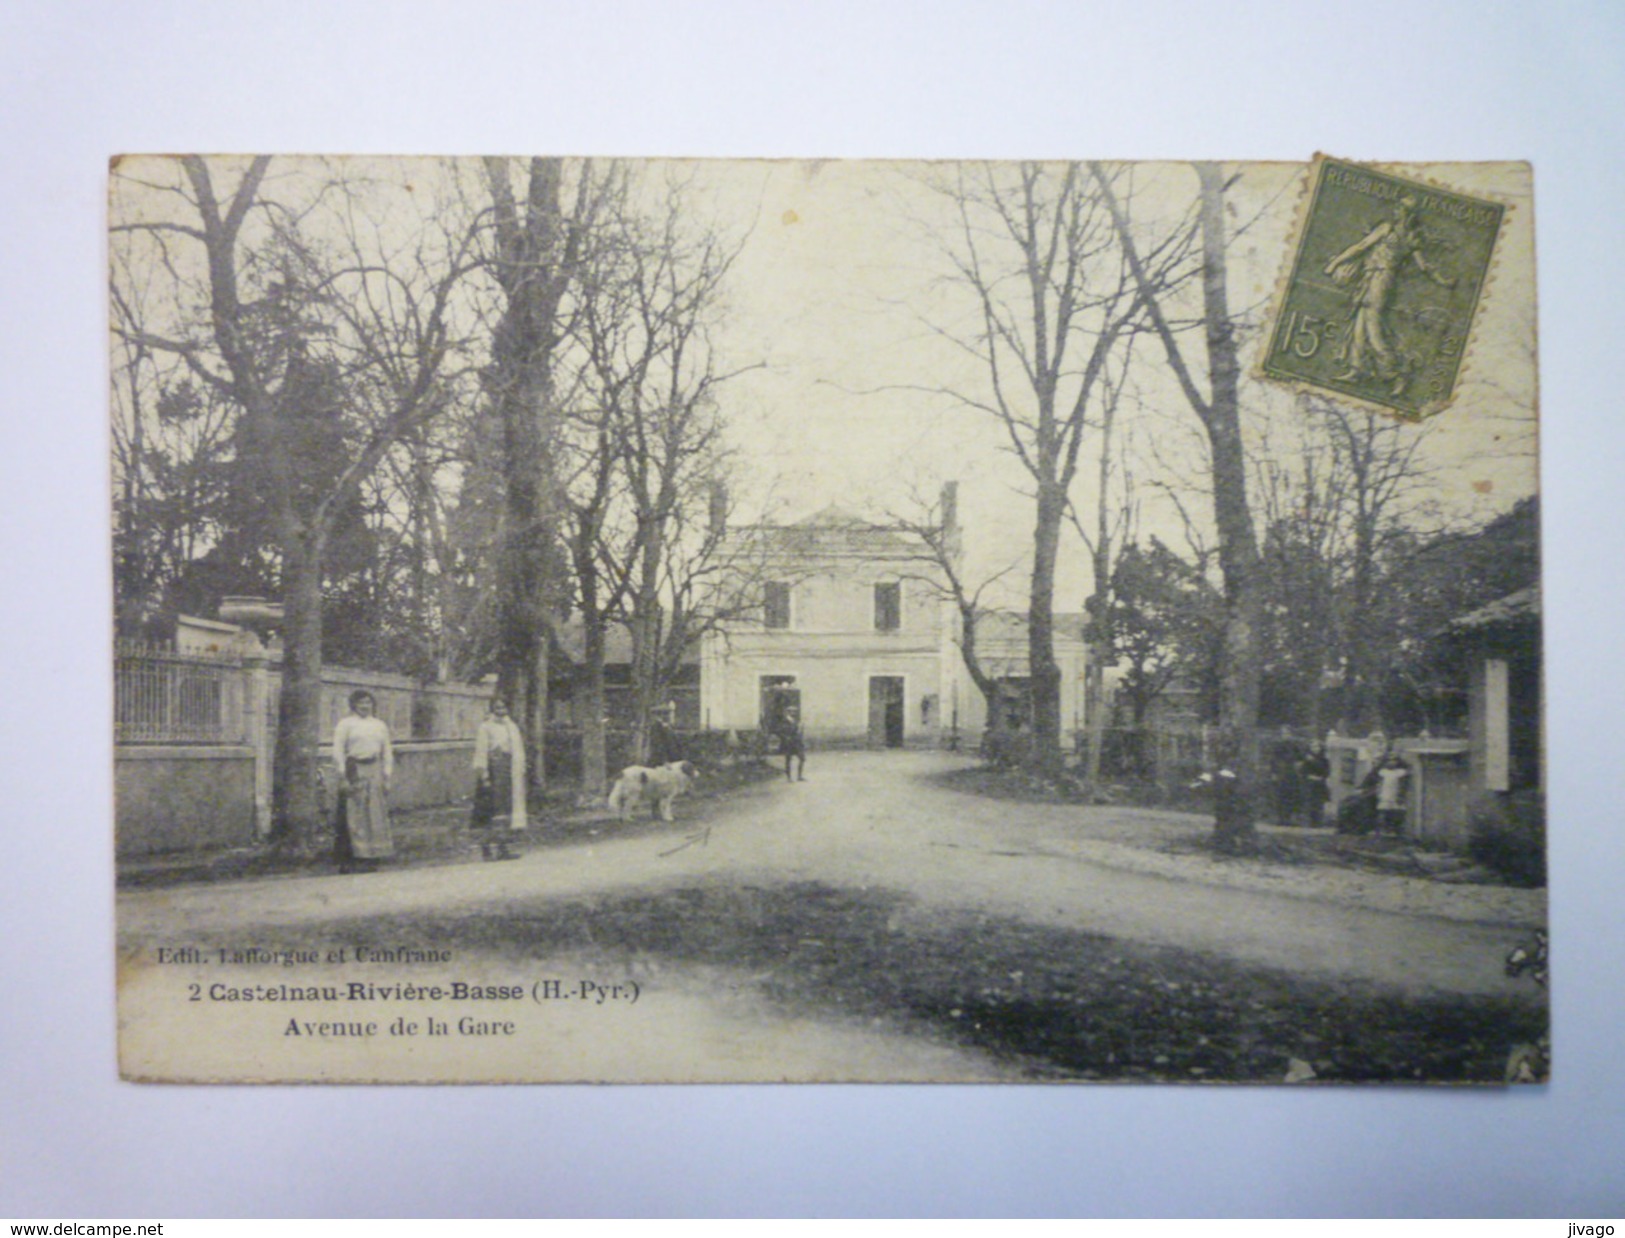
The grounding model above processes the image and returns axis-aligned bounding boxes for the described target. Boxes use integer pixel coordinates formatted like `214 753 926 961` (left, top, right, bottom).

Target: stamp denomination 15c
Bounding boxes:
1262 156 1506 420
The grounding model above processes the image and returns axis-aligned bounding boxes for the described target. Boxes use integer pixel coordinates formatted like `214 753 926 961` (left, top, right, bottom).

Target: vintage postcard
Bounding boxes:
112 157 1544 1084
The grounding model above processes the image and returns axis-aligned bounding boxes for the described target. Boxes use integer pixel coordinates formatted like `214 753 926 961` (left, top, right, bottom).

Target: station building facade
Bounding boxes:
699 487 1090 750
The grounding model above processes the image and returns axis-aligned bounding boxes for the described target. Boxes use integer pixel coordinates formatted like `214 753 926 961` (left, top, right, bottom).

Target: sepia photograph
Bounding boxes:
111 154 1545 1085
10 0 1625 1219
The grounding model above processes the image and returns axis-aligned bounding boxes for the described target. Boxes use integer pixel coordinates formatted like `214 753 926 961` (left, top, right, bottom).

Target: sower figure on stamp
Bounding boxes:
332 690 395 872
1324 196 1455 396
470 696 526 861
776 703 806 783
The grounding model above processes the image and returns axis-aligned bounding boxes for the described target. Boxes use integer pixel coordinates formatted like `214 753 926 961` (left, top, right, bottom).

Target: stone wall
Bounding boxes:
116 746 257 857
116 739 479 857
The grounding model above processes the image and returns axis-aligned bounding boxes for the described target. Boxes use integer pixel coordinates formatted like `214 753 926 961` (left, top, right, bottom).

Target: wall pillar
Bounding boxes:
243 655 273 837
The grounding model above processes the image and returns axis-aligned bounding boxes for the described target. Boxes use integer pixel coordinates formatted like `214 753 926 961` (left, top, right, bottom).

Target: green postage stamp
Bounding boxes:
1262 156 1507 420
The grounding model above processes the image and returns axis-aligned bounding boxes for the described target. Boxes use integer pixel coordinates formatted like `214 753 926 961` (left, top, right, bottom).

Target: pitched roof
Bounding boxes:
1447 587 1540 634
975 610 1090 645
793 503 872 528
551 619 699 667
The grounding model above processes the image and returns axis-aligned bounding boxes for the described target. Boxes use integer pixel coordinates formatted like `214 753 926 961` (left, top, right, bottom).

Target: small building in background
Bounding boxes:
548 620 702 730
950 610 1090 745
1448 587 1542 799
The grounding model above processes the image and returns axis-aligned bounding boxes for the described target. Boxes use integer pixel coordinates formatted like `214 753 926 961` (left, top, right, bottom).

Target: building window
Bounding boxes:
874 581 901 632
764 581 791 629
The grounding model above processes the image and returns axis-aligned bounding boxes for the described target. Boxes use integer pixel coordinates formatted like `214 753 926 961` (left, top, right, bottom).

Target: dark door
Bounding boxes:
868 677 905 748
760 677 799 733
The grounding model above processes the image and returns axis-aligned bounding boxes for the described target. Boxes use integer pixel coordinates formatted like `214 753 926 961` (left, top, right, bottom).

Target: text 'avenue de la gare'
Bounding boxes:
285 1014 519 1038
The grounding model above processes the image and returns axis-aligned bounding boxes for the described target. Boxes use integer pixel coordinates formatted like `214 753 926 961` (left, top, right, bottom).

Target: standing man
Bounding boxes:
777 703 806 783
1298 740 1332 829
648 699 681 766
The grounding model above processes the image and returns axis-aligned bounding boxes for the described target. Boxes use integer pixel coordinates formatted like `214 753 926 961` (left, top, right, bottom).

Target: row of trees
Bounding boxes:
914 161 1530 849
907 162 1260 846
112 157 1532 854
111 157 759 846
1104 452 1537 742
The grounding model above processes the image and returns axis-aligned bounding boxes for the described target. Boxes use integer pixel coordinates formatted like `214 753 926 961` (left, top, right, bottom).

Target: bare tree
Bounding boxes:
918 163 1188 774
648 476 782 701
587 180 747 763
1069 363 1138 787
1250 410 1345 732
884 481 1017 739
555 334 641 797
1094 161 1264 849
480 157 611 784
1315 397 1435 729
111 156 482 845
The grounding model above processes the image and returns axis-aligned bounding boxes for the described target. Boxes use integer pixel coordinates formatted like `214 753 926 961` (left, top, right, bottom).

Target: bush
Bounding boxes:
686 728 772 768
1467 790 1546 887
980 728 1037 771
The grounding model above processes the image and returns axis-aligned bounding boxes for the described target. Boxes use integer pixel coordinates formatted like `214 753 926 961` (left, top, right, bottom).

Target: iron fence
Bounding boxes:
114 639 246 745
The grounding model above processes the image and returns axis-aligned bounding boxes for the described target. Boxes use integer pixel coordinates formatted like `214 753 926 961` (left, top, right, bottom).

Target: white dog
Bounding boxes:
607 760 698 822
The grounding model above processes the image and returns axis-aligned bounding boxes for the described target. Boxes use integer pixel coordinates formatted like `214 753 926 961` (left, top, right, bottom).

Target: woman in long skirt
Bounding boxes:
471 697 526 860
333 690 395 871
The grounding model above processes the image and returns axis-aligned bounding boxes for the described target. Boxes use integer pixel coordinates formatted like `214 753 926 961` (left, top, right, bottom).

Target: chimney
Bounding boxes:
708 482 729 537
939 480 959 539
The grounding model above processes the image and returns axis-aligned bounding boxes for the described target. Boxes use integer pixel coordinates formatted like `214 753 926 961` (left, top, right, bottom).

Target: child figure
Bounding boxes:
1374 751 1409 836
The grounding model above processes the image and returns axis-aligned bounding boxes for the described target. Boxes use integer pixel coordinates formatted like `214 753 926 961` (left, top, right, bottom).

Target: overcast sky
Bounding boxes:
700 157 1539 608
111 153 1539 617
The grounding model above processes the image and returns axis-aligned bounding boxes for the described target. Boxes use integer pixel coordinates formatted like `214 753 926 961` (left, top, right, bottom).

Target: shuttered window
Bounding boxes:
874 581 901 632
764 581 791 629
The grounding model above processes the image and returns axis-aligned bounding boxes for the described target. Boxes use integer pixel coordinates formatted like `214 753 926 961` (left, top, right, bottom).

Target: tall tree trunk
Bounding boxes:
270 531 326 847
578 566 609 798
1083 426 1116 788
1195 163 1263 850
956 604 1000 729
529 630 549 790
1028 478 1066 774
487 157 578 789
1344 511 1377 730
629 517 666 763
493 385 551 783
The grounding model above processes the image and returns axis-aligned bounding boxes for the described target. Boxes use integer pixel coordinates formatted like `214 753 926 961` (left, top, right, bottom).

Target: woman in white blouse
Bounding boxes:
332 690 395 870
470 696 526 860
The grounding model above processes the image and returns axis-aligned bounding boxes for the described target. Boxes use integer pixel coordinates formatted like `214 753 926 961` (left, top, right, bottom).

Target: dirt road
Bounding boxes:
120 744 1540 994
121 750 1544 994
117 751 1547 1082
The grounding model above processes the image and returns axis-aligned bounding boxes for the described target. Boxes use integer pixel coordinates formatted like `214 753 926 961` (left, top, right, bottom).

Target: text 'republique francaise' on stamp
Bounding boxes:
1260 156 1508 421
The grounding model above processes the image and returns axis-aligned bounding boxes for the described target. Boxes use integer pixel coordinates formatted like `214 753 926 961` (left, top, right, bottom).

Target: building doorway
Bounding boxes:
868 676 905 748
759 675 799 735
